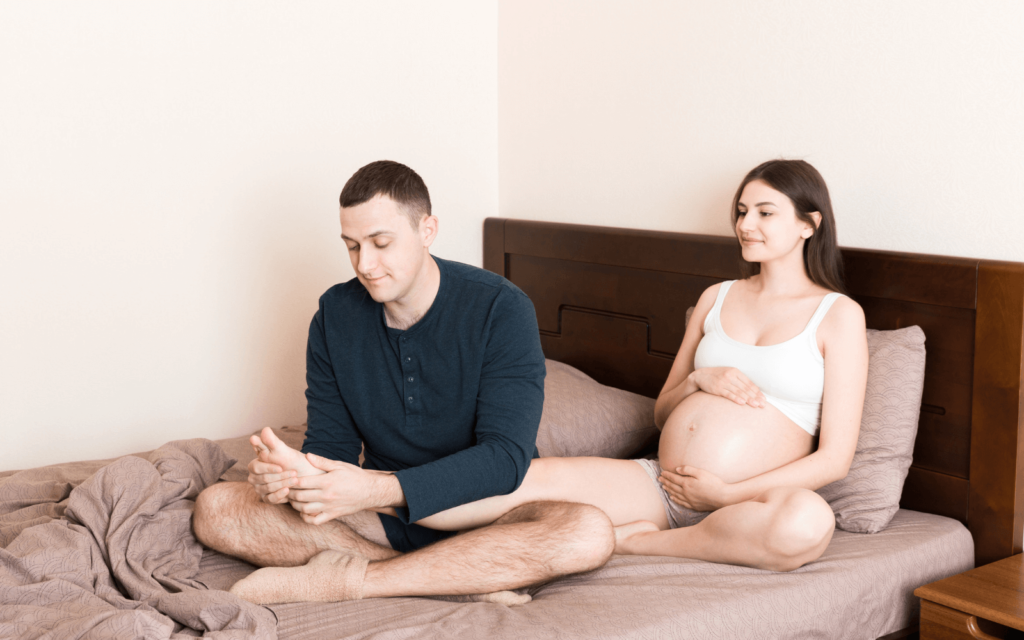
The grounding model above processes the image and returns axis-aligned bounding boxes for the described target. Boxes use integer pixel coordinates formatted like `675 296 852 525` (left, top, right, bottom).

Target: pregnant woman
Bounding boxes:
414 159 869 572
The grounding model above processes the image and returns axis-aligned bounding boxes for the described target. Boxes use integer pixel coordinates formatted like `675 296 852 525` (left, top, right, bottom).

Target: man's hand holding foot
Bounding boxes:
288 454 406 524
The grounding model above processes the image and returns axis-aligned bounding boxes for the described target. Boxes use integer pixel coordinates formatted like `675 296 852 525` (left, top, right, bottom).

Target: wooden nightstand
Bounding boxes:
915 554 1024 639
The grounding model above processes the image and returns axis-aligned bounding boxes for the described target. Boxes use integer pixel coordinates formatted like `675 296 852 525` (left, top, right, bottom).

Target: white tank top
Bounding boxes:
693 281 845 436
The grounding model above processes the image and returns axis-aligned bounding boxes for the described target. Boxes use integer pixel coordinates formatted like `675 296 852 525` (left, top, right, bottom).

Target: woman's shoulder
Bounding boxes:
696 281 730 309
685 282 730 335
827 291 863 314
820 293 866 338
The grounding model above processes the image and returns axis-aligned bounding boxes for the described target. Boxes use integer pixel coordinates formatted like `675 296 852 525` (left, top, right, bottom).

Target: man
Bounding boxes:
193 160 614 605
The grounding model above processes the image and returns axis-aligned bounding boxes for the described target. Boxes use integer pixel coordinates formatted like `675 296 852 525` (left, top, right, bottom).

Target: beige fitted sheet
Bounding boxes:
195 434 973 640
1 429 973 640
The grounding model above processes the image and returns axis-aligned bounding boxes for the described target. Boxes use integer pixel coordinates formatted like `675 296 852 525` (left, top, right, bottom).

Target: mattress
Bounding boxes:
196 509 971 640
1 429 973 640
207 430 976 639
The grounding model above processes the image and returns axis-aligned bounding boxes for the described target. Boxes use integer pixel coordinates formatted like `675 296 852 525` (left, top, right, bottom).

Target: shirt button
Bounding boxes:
405 357 411 362
407 376 414 383
407 396 414 403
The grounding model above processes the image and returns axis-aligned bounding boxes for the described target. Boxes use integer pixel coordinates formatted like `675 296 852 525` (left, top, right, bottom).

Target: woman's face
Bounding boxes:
734 180 816 265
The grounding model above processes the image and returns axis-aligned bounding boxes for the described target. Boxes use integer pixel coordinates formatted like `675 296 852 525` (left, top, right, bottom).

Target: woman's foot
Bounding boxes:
613 520 660 555
251 427 324 478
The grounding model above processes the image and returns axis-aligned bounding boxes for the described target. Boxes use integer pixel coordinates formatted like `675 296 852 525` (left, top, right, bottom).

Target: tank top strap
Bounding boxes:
703 280 735 334
804 292 845 336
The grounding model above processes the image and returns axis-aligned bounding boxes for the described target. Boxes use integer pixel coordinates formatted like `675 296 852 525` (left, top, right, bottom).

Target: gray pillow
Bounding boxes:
816 325 926 533
536 359 658 459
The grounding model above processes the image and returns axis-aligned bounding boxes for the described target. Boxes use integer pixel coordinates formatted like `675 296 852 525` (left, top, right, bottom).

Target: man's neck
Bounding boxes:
383 255 440 330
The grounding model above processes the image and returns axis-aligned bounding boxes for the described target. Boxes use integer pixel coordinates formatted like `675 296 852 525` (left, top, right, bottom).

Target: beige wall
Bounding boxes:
0 1 497 470
5 2 1023 471
498 1 1024 261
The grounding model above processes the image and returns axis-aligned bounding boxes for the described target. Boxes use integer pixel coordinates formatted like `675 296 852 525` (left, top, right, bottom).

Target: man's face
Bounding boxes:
340 194 435 304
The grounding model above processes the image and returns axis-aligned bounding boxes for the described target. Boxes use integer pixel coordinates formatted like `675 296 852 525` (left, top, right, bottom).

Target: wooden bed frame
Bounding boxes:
483 217 1024 569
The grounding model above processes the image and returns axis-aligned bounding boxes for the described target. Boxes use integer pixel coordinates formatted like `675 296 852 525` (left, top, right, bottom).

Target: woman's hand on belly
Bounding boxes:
691 367 767 408
657 465 733 512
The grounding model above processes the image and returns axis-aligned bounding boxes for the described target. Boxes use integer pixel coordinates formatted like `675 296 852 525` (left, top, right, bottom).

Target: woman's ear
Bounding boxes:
802 211 822 239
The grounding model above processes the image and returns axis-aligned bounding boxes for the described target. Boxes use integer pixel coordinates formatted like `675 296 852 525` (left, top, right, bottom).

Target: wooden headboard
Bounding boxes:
483 217 1024 567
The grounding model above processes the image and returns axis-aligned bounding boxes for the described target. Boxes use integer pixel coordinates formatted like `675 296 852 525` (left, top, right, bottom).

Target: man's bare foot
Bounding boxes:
251 427 324 478
613 520 660 555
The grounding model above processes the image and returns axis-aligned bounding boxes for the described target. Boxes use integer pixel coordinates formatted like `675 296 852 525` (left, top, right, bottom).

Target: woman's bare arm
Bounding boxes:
654 284 720 428
711 296 869 504
655 283 768 427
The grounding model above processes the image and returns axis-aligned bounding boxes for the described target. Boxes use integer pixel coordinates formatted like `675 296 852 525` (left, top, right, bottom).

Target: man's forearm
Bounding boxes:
286 455 408 522
369 470 407 511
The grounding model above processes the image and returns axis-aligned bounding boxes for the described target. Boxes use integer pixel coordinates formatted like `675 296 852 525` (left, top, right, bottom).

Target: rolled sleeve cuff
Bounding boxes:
392 466 446 524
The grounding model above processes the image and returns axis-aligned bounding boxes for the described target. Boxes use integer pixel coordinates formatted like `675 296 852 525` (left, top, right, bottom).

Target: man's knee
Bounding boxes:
761 489 835 571
501 501 615 574
565 503 616 572
193 481 253 549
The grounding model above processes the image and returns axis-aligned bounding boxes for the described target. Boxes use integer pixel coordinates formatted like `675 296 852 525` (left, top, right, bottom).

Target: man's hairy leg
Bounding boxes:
364 501 614 597
227 500 614 604
197 482 531 605
193 481 398 568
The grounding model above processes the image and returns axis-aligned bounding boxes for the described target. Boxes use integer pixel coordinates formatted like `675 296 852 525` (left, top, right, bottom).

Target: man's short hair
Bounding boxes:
339 160 431 229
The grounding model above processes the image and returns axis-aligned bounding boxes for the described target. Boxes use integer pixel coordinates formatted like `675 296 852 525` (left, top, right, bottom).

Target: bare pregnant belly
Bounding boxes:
658 391 815 484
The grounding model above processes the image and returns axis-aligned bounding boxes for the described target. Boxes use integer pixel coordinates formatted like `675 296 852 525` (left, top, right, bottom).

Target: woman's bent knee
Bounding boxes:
762 489 835 571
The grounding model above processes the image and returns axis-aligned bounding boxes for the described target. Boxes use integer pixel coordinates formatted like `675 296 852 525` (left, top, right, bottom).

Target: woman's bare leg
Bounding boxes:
416 457 670 531
615 486 835 571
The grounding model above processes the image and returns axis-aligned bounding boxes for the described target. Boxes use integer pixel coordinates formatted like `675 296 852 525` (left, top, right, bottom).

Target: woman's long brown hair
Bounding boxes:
730 159 846 294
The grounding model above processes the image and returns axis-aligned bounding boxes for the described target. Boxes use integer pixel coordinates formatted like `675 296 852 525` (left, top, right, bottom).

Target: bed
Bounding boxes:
2 218 1023 639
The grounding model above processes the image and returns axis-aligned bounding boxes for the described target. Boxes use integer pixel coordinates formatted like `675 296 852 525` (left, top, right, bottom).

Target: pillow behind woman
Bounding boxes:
536 359 658 459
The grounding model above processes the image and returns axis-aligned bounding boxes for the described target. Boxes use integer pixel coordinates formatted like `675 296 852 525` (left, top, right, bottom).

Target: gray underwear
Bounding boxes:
634 458 713 529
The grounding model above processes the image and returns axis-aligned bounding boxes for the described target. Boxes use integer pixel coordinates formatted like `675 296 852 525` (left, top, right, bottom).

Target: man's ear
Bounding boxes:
802 211 822 239
420 214 439 248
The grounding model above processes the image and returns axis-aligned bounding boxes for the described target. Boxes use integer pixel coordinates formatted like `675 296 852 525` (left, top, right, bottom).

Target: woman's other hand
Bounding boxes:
659 465 734 511
690 367 766 408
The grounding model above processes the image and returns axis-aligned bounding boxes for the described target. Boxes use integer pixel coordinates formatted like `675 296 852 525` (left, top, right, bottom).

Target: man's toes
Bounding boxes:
261 426 287 452
250 434 270 457
257 427 324 477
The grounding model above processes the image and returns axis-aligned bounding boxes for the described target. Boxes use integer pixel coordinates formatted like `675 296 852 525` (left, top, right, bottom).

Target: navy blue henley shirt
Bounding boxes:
301 256 546 551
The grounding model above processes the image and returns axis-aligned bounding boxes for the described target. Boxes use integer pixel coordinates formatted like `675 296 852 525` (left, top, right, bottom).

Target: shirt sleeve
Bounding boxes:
392 288 546 523
300 300 363 467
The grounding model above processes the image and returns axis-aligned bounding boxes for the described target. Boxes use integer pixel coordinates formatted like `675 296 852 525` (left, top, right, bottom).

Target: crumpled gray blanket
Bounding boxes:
0 439 276 639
